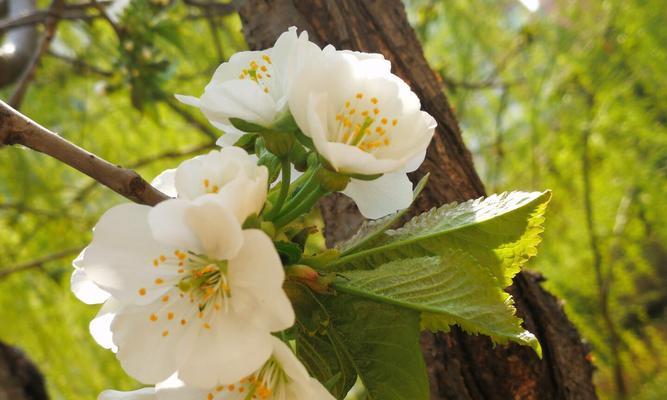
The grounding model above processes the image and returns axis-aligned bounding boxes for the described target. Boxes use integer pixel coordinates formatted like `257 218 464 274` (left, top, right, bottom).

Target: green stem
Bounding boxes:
274 186 327 228
265 159 291 219
273 165 321 220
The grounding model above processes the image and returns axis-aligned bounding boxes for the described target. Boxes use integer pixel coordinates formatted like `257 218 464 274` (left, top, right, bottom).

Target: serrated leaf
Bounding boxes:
293 284 429 399
332 191 551 287
337 174 430 256
334 251 541 355
291 283 356 399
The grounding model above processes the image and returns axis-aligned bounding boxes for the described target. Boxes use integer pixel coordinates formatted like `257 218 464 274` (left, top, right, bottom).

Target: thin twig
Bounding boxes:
47 50 114 77
0 99 170 206
0 246 83 280
8 0 66 109
0 2 110 33
91 0 123 38
164 96 218 140
71 141 217 203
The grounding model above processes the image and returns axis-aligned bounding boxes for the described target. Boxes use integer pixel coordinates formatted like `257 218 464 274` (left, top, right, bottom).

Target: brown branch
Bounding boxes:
0 99 170 206
71 141 217 203
0 246 83 280
8 0 66 110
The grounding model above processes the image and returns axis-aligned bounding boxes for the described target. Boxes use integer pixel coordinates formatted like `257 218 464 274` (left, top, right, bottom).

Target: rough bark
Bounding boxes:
238 1 597 399
0 342 48 400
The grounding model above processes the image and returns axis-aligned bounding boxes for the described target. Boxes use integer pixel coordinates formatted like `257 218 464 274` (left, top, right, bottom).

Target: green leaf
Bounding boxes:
274 241 302 265
293 284 429 399
232 133 258 152
334 252 541 355
337 174 430 256
291 284 356 399
229 117 268 133
333 191 551 287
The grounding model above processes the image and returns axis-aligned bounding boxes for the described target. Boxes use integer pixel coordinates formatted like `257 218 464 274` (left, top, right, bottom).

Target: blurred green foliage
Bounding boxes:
408 0 667 398
0 0 665 399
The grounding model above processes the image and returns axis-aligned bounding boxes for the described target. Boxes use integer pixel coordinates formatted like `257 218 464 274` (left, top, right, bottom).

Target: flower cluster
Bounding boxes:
73 27 435 399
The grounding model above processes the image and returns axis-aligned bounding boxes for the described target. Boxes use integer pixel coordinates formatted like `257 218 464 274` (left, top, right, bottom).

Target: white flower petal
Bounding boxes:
200 80 277 127
173 148 266 202
79 204 176 305
154 386 206 400
91 298 121 352
270 337 335 400
151 169 177 198
178 312 273 387
342 172 413 219
148 199 203 253
184 200 244 260
174 94 201 108
112 290 200 384
215 130 244 147
200 178 267 224
71 265 110 304
229 230 294 332
98 388 157 400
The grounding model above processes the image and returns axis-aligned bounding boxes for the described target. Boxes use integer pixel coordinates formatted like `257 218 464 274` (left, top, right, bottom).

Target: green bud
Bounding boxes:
316 168 350 192
261 131 294 157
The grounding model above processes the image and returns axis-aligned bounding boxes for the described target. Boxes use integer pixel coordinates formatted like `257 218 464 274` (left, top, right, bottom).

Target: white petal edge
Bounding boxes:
342 172 413 219
71 264 110 304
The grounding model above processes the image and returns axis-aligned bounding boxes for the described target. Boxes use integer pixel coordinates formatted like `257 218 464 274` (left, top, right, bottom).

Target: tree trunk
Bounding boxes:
238 1 597 399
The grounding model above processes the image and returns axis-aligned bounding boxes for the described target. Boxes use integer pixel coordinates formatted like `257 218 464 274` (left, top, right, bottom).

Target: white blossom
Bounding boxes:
151 147 268 221
73 191 294 387
98 338 334 400
289 46 436 218
175 27 320 146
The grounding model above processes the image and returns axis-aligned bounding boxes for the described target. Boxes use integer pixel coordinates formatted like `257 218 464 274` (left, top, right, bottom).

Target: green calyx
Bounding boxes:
315 168 350 192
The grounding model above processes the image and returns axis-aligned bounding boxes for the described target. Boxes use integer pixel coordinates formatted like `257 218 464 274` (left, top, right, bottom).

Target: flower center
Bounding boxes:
207 357 289 400
238 54 274 94
334 91 398 153
146 250 233 312
142 251 236 336
177 253 232 312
